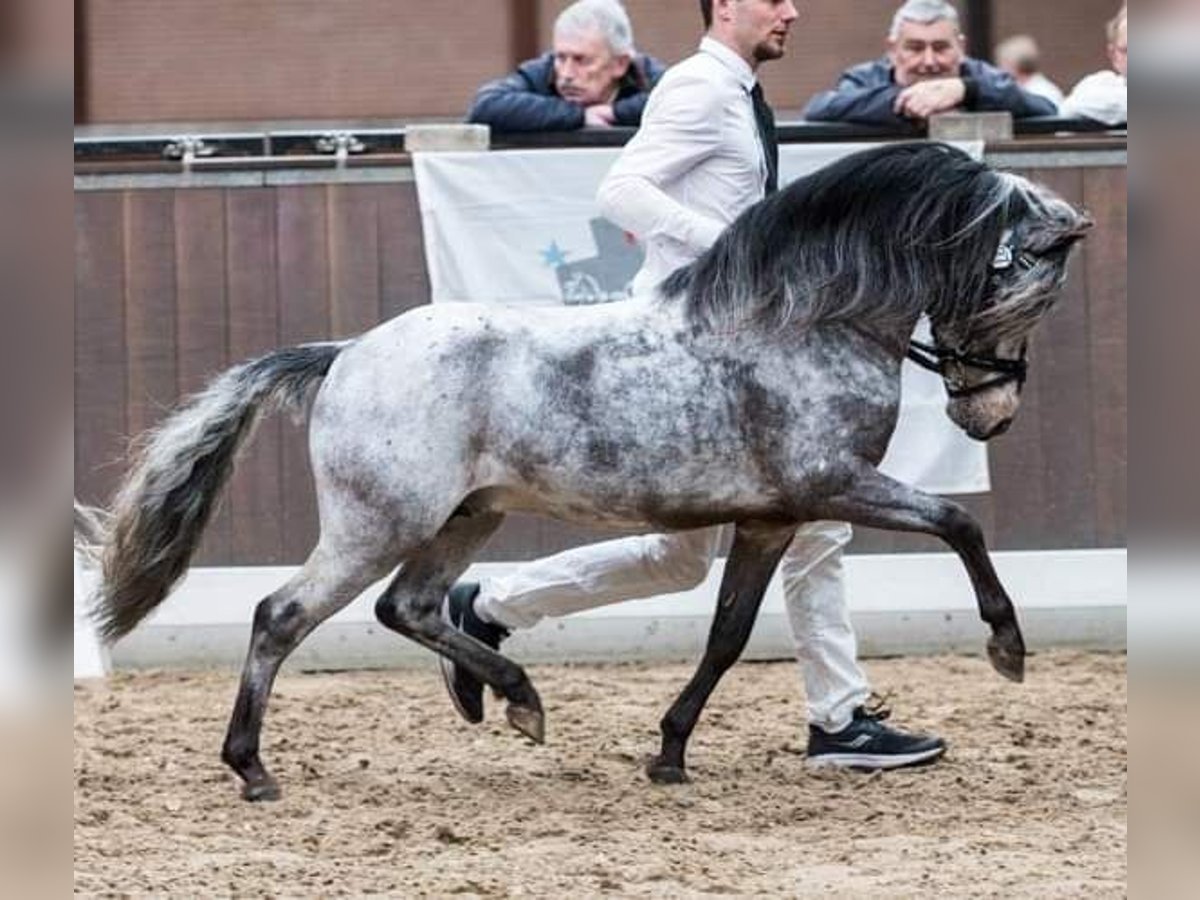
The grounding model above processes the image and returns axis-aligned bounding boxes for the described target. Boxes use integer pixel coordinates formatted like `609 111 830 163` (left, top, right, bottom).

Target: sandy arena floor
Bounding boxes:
74 651 1126 897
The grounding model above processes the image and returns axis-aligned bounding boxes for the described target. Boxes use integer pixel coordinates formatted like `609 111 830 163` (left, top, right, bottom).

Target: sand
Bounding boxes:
74 651 1125 897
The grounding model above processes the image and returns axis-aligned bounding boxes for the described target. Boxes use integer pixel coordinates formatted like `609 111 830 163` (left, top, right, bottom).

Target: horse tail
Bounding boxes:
90 341 349 643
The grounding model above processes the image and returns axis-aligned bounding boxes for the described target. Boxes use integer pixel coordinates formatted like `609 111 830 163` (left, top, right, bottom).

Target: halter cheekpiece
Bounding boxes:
905 229 1032 398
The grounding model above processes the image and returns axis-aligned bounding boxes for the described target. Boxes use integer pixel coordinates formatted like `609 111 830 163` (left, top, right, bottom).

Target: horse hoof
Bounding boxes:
506 703 545 744
987 632 1026 683
646 759 689 785
242 779 282 802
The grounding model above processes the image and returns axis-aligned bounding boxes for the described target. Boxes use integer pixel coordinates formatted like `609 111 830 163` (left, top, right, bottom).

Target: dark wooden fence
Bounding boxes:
74 144 1126 565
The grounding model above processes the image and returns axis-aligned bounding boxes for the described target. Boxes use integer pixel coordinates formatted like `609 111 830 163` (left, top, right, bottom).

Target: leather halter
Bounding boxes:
905 339 1028 398
906 229 1034 399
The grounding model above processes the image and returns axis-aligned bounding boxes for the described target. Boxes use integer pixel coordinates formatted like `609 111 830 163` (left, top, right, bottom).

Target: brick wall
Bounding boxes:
992 0 1120 96
81 0 515 123
79 0 1121 125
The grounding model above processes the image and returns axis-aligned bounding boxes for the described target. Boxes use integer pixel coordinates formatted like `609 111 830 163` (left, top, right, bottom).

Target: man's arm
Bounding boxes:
965 60 1057 119
803 63 904 126
597 71 728 257
466 71 586 133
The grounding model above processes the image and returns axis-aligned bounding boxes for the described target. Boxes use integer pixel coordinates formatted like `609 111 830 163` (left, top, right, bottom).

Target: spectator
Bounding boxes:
804 0 1056 127
466 0 666 133
1060 4 1127 126
994 34 1064 107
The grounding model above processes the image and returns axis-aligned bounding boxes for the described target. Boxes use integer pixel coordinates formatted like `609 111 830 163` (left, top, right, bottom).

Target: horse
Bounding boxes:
84 143 1091 800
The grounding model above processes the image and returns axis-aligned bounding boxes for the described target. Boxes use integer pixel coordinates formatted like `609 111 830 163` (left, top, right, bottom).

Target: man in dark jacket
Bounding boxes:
804 0 1055 127
467 0 666 133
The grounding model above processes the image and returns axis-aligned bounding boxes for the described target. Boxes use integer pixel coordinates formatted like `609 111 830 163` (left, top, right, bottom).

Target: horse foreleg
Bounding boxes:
372 506 546 742
813 465 1026 683
222 547 394 801
648 522 796 785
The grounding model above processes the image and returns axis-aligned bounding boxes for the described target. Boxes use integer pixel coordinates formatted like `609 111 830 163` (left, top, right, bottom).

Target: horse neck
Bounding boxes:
839 310 922 369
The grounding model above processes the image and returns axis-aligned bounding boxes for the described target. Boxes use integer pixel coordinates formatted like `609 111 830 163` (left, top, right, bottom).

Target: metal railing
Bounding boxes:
74 116 1126 172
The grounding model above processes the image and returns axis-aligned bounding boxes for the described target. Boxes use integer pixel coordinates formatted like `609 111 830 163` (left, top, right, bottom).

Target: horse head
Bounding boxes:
925 173 1093 441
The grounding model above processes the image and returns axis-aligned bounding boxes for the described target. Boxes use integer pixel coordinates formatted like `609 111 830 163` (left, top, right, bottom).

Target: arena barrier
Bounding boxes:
72 548 1125 674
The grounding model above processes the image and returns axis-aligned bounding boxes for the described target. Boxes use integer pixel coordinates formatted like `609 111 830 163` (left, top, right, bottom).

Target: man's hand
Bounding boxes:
893 78 966 120
584 104 617 127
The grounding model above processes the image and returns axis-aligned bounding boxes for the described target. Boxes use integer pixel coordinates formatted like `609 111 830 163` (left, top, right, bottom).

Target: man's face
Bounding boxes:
725 0 800 63
1108 17 1128 77
553 27 631 107
888 18 965 86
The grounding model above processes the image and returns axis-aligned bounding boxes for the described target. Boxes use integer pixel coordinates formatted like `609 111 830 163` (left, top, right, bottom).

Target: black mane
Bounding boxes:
660 142 1029 336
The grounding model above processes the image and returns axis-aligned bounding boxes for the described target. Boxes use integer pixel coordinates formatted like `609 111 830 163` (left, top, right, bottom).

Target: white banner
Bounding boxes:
413 144 987 493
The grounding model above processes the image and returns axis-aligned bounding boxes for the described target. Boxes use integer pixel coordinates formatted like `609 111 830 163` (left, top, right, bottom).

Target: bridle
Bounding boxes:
905 339 1027 398
905 228 1035 399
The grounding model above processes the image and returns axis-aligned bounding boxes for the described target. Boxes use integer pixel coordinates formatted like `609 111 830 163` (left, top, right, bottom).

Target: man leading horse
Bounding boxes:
438 0 946 772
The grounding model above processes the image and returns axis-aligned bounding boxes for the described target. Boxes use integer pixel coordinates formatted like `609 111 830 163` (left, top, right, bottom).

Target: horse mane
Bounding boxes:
659 142 1037 338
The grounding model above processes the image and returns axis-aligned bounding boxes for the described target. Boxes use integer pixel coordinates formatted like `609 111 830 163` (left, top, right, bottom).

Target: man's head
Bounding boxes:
994 34 1042 81
887 0 966 87
1107 4 1128 77
552 0 635 106
702 0 800 66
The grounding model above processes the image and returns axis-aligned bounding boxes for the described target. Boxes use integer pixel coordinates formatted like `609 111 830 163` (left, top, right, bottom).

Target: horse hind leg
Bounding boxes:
373 502 546 742
221 545 398 801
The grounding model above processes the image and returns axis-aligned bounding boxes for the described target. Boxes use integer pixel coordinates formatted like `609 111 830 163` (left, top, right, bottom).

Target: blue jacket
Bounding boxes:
804 57 1057 126
467 52 667 133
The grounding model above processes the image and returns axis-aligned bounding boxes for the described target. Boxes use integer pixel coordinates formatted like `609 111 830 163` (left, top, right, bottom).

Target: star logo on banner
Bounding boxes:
540 241 569 267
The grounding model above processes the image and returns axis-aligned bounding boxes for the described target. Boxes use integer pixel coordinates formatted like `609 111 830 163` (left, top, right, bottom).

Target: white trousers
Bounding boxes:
476 521 870 732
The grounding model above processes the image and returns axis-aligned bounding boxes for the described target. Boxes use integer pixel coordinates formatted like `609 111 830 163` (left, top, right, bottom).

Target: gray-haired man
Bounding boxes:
805 0 1056 125
467 0 666 132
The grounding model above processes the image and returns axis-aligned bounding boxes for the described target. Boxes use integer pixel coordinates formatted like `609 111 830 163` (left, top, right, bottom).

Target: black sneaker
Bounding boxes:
807 705 946 771
438 582 510 724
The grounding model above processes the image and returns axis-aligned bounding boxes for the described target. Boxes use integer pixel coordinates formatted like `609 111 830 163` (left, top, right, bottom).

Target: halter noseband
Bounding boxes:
905 339 1028 398
905 227 1033 399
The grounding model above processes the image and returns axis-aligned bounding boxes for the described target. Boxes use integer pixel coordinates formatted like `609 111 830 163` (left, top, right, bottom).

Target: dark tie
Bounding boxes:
750 83 779 196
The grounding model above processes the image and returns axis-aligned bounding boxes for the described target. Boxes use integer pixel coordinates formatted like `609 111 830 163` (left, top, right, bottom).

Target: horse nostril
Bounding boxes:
986 417 1013 439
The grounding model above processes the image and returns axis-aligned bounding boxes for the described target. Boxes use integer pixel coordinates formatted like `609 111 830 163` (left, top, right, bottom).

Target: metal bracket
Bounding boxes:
314 131 366 166
162 136 217 170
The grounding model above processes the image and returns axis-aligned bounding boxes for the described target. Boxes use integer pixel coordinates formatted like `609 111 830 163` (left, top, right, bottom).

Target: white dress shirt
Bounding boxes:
597 37 768 295
1060 69 1127 126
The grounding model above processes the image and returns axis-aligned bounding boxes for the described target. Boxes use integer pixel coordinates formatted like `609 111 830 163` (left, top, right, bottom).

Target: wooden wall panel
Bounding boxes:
226 189 285 565
74 192 126 506
1083 166 1127 546
275 186 330 561
122 191 177 438
987 325 1050 550
174 189 231 563
378 183 431 319
328 185 381 339
1026 167 1099 548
